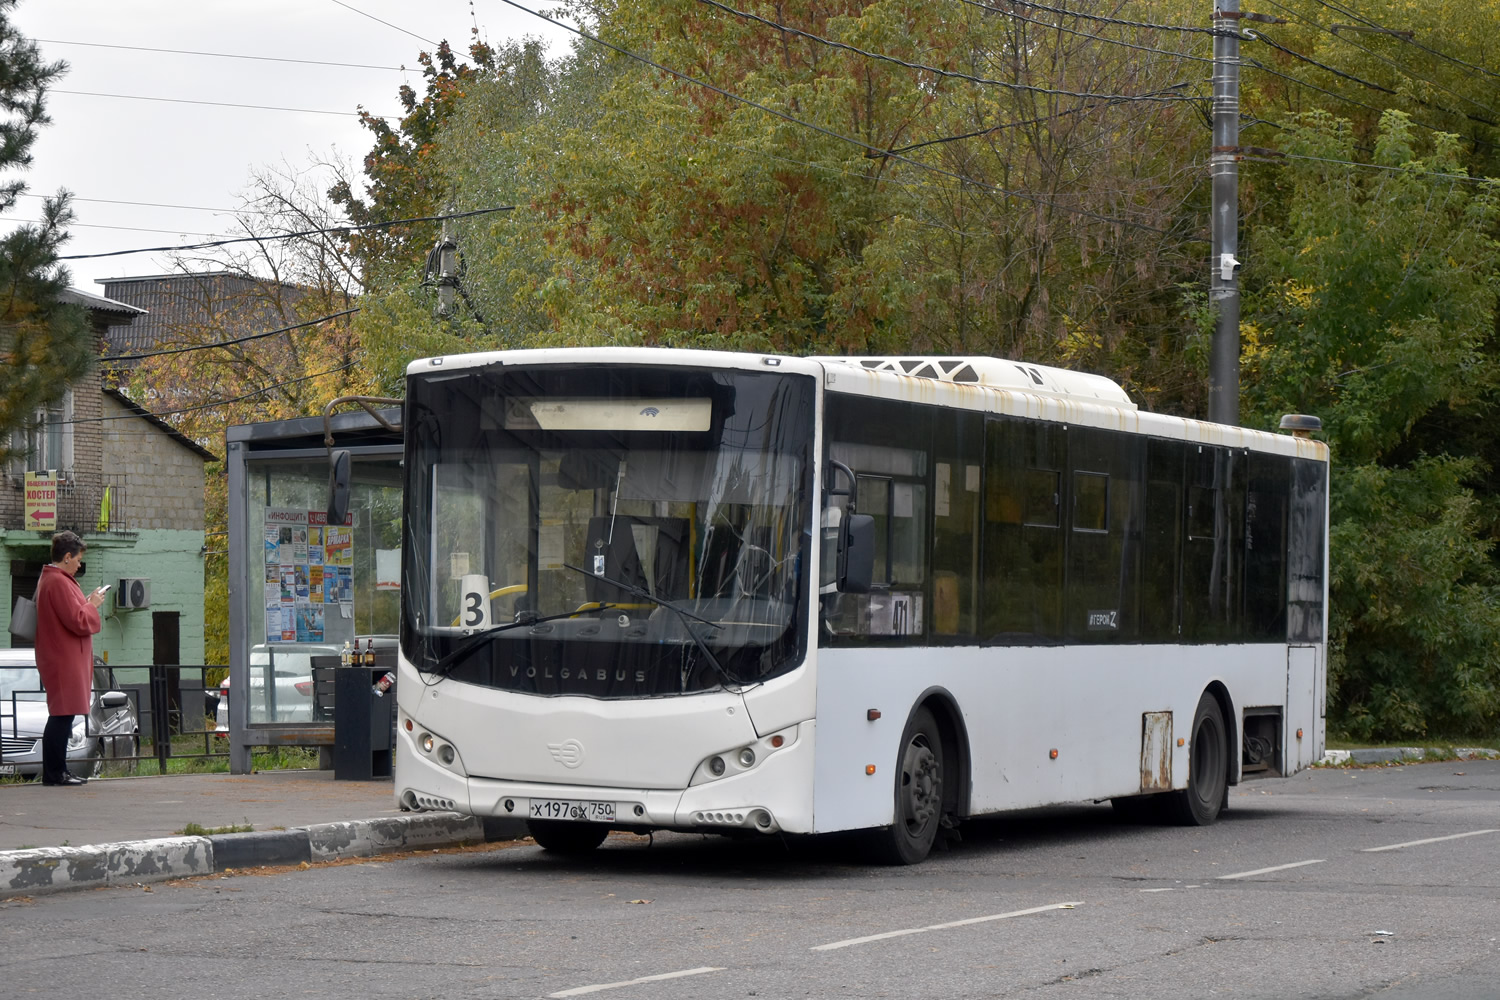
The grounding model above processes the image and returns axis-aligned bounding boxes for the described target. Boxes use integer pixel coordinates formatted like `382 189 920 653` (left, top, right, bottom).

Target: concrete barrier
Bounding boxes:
1 812 525 899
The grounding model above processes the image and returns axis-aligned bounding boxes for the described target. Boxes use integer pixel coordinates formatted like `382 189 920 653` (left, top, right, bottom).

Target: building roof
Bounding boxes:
93 271 312 358
102 387 219 463
59 287 147 317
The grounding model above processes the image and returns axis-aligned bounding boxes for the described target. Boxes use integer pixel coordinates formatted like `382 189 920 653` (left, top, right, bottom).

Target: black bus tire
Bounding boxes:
1168 692 1229 826
863 706 944 865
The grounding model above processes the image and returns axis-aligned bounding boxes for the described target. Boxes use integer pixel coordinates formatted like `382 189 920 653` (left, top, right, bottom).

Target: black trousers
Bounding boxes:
42 714 75 783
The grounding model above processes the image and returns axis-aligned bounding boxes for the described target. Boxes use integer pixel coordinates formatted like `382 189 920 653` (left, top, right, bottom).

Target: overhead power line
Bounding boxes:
698 0 1197 103
64 360 360 426
955 0 1214 64
6 218 228 238
497 0 1170 234
51 89 400 121
1260 0 1500 122
328 0 436 46
1254 32 1395 94
58 205 515 260
1241 55 1500 150
35 38 406 71
101 308 360 363
1305 0 1499 78
966 0 1223 35
1278 152 1497 185
19 192 273 215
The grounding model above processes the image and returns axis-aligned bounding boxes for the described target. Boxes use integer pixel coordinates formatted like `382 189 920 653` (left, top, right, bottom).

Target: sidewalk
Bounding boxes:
0 770 524 898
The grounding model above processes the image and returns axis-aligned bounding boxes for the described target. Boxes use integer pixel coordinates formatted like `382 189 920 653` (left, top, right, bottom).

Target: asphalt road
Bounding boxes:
2 759 1497 1000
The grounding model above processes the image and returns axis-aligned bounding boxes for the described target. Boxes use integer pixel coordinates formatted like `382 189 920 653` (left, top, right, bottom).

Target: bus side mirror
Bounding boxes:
327 449 351 525
839 513 875 594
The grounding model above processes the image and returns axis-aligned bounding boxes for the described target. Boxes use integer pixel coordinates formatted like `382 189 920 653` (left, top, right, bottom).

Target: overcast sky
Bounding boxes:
8 0 572 291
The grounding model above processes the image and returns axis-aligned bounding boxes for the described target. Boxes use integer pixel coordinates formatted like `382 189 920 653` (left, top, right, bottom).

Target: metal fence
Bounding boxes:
0 665 227 778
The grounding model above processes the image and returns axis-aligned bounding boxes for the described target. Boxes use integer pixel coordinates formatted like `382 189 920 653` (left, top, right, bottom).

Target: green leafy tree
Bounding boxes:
1242 110 1500 738
0 1 90 463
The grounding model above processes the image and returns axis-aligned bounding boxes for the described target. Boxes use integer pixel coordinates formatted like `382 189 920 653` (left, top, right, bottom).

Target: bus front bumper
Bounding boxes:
397 718 815 836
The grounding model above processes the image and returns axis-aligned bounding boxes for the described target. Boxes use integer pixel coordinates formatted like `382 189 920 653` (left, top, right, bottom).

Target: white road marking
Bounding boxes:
811 901 1084 951
1140 887 1177 892
1216 859 1324 880
549 967 725 997
1360 829 1500 853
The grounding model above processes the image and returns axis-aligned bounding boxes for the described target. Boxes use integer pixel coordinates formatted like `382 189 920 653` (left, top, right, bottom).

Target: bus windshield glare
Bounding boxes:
402 364 815 697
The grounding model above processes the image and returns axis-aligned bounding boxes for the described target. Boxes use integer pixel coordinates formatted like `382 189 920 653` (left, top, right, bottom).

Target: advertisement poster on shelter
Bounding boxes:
264 508 354 643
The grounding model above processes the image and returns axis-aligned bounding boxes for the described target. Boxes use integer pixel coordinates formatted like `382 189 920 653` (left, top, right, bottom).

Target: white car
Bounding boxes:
215 642 337 730
0 648 139 779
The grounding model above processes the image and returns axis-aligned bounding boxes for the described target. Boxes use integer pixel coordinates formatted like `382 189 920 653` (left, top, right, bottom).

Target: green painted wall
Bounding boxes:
3 528 205 666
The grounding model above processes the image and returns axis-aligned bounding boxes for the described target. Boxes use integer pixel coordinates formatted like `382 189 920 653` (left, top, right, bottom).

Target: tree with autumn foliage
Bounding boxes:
289 0 1500 738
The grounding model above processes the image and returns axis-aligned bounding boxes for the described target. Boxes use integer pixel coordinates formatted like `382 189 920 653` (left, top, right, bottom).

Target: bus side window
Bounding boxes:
931 408 980 636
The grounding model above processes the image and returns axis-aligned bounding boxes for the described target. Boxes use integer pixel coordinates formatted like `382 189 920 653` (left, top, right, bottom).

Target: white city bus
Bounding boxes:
391 348 1328 864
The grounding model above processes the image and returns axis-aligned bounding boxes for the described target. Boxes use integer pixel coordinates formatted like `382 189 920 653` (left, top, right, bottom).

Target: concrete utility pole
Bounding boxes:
1209 0 1242 426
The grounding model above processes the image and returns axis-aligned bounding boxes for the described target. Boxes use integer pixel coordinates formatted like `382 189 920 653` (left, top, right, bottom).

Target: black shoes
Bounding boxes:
42 774 87 786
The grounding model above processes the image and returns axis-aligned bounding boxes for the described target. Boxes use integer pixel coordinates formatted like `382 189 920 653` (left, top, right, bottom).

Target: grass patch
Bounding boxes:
120 744 322 777
178 821 255 836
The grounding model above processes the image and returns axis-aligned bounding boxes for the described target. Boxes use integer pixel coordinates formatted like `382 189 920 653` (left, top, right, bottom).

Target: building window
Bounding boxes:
9 390 73 477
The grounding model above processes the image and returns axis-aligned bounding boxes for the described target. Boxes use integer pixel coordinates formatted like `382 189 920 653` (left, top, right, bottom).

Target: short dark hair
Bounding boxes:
51 530 87 563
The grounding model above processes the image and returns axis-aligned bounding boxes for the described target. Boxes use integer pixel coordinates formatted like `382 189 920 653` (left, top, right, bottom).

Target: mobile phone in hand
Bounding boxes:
95 584 112 596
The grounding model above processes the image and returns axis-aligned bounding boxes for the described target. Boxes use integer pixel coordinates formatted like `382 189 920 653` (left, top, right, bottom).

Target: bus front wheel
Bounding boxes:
864 706 945 865
1168 692 1228 826
527 821 610 855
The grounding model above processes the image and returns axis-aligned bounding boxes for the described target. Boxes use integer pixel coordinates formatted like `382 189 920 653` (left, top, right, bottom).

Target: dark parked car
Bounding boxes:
0 648 140 779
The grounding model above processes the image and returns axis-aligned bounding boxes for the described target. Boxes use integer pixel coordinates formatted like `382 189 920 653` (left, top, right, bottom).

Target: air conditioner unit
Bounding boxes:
117 578 151 609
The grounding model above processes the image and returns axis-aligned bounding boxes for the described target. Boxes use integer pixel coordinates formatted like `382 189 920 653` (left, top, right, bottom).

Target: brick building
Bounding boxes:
3 288 214 667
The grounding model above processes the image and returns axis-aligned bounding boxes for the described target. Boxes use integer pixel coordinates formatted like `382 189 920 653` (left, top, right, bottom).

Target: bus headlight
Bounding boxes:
420 733 435 753
692 725 799 784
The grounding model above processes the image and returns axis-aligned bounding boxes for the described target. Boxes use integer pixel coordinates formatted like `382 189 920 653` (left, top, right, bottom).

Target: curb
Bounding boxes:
0 813 527 899
1321 747 1499 765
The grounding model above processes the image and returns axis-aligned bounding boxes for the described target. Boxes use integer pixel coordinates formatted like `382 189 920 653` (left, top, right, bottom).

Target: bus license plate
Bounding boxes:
530 799 615 822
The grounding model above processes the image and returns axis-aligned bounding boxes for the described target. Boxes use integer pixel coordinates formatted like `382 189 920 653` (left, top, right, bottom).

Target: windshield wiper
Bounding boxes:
561 563 744 690
429 604 614 677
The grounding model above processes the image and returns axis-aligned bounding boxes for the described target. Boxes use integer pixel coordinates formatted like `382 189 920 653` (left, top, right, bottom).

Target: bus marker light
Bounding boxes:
738 748 756 767
867 709 881 721
420 733 434 753
405 719 413 732
770 734 784 748
1049 749 1059 759
866 765 877 775
1177 738 1185 747
1297 728 1304 740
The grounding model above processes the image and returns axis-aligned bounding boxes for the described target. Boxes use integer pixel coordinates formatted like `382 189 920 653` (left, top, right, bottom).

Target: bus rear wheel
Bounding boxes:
864 707 944 865
527 821 610 855
1168 692 1228 826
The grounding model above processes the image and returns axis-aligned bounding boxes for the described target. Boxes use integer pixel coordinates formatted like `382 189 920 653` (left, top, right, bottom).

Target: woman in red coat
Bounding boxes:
34 530 107 786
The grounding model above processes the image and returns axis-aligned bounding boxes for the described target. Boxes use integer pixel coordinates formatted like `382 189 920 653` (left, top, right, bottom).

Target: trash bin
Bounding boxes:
332 661 395 780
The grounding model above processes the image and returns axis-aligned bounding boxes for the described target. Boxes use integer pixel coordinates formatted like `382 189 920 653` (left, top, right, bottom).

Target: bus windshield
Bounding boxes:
403 363 815 697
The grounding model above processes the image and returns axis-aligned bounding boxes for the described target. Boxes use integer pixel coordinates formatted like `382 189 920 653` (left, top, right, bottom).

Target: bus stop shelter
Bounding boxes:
224 407 402 774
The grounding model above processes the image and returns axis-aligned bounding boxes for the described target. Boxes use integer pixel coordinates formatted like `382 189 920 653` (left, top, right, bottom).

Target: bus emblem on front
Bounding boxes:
548 740 585 768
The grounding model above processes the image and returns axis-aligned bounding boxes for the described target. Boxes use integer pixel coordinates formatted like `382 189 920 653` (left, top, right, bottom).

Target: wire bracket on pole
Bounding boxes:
1214 145 1286 161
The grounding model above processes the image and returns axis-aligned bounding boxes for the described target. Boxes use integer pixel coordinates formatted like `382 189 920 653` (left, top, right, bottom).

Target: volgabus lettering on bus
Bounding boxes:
509 665 648 684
